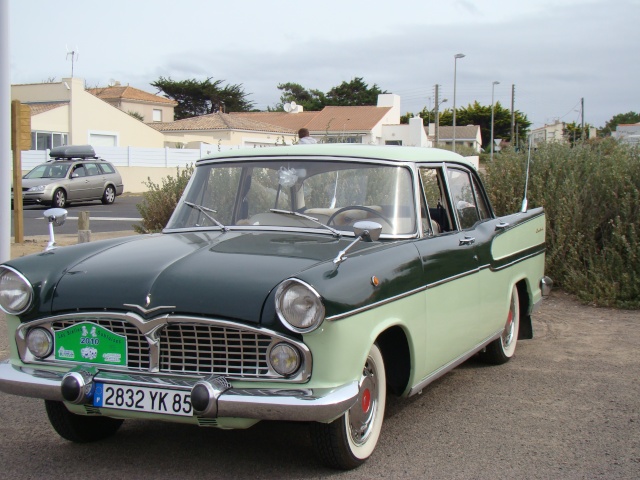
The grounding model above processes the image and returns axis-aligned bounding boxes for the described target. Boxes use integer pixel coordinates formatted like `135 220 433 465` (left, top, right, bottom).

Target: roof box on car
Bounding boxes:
49 145 97 160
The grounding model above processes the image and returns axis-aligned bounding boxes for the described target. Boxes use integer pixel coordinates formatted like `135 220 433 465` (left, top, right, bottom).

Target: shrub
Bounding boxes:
134 164 194 234
483 140 640 308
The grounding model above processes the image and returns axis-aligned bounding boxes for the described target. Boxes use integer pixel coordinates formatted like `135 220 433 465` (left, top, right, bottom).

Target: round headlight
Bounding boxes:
27 328 53 359
275 279 325 333
0 266 34 315
269 343 301 377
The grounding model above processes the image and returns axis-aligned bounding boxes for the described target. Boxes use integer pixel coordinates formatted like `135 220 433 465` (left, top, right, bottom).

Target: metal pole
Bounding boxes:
452 53 465 153
491 81 499 161
434 84 439 147
0 0 11 262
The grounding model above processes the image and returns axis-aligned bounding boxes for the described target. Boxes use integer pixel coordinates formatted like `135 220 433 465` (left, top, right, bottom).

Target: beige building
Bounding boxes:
87 82 177 123
427 124 483 152
149 112 297 148
12 77 167 149
530 120 597 147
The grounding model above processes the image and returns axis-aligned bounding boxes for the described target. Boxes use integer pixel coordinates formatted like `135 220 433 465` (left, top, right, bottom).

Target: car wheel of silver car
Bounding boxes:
45 400 124 443
101 185 116 204
480 284 520 365
310 343 386 470
52 188 66 208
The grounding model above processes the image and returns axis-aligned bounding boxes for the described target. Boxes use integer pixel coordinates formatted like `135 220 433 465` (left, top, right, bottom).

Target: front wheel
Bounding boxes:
480 284 520 365
101 185 116 204
310 343 386 470
45 400 123 443
52 188 66 208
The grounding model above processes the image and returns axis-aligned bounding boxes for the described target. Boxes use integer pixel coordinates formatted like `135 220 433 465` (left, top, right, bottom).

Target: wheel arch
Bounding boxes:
515 279 533 340
375 325 411 396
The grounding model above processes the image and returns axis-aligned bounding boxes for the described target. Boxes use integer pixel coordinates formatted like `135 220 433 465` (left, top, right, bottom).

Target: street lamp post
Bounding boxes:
490 81 500 161
435 98 447 147
452 53 465 153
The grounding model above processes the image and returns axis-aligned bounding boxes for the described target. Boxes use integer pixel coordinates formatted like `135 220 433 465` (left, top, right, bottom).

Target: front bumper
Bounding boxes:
0 360 358 423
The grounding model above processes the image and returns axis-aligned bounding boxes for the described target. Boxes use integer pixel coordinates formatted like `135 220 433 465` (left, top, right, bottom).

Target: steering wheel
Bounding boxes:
327 206 394 229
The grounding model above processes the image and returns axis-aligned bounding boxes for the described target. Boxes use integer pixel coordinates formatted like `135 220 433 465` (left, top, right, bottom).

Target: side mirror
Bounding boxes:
353 221 383 242
43 208 68 251
333 221 383 265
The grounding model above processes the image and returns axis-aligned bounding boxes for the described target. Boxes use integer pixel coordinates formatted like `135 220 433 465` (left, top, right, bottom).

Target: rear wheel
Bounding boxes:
310 343 386 470
101 185 116 204
480 284 520 365
52 188 66 208
45 400 123 443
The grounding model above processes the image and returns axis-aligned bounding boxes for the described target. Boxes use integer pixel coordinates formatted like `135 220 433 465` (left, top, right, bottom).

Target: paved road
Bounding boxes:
11 194 143 236
0 293 638 479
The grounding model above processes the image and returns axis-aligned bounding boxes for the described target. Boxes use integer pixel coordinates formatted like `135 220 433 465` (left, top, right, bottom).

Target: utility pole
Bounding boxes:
434 84 440 147
510 84 515 147
581 97 585 140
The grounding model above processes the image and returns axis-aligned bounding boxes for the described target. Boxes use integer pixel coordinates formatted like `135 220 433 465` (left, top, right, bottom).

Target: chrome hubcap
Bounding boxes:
348 359 378 446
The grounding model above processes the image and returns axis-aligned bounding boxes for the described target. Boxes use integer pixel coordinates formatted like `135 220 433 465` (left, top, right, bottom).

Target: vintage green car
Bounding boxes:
0 145 550 469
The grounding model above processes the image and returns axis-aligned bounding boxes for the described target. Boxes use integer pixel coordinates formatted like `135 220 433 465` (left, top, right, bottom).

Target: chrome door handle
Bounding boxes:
495 222 509 231
459 236 475 246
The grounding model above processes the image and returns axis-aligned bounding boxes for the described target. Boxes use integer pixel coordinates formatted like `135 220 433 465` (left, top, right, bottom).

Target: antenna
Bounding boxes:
66 45 80 77
521 136 532 213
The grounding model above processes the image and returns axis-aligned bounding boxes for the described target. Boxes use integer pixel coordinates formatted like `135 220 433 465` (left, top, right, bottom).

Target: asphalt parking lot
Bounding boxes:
0 292 638 479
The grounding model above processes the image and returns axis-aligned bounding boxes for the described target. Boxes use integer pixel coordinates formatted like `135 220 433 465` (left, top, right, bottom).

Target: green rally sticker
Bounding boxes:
54 322 127 366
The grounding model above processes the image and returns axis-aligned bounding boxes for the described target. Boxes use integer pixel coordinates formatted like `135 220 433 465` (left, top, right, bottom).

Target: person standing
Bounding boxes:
298 128 317 144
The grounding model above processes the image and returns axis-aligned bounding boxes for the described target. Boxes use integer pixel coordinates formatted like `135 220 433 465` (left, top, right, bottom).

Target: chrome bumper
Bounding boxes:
0 361 358 423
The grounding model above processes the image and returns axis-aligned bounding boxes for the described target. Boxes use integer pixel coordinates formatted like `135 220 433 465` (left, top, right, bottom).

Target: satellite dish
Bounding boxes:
108 79 116 87
283 103 292 113
290 101 297 110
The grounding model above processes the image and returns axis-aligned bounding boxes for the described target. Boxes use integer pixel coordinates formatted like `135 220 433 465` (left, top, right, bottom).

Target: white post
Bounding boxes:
0 0 11 262
491 81 500 161
452 53 465 154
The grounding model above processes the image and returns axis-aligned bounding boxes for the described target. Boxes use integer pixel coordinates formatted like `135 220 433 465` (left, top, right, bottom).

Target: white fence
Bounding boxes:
19 145 236 171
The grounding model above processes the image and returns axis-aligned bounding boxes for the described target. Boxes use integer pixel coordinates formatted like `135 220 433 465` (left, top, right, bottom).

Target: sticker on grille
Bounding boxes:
51 318 150 370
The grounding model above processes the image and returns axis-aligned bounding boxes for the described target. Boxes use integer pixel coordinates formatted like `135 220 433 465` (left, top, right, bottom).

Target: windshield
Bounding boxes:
166 159 417 236
24 163 70 179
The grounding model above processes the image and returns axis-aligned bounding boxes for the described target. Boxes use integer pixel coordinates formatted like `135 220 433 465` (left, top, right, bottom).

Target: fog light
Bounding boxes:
26 328 53 359
269 343 301 377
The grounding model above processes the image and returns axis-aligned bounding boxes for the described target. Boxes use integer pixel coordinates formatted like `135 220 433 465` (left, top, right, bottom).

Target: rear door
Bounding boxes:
414 163 488 375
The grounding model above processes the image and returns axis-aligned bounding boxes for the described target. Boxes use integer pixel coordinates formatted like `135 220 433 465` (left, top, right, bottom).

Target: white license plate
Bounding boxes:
94 383 192 417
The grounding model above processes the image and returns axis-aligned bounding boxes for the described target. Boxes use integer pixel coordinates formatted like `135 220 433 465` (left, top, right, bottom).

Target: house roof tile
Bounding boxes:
427 125 480 140
231 105 391 133
87 85 177 106
148 112 295 134
24 101 68 115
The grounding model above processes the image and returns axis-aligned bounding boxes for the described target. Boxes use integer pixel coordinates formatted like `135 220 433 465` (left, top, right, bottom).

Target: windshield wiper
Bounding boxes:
270 209 341 237
184 201 228 231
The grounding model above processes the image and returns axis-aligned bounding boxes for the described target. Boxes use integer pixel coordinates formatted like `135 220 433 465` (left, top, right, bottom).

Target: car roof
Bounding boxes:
198 144 476 169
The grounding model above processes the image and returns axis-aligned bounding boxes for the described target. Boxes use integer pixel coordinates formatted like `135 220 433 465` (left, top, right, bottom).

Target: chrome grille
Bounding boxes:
159 324 272 377
51 318 150 370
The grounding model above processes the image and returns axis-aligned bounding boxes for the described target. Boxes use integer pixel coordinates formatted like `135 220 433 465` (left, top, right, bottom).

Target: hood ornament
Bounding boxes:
124 294 175 316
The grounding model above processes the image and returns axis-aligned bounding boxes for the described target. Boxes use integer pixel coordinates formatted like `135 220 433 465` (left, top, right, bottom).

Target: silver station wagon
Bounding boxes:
16 145 124 208
0 145 550 470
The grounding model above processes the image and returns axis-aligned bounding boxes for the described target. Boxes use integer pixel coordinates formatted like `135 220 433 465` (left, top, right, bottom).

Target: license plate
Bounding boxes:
94 383 192 417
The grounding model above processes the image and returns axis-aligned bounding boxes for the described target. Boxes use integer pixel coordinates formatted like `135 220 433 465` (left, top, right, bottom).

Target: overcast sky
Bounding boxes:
9 0 639 129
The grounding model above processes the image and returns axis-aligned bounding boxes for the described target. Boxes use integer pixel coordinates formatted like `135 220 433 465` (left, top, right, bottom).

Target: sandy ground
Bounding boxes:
10 231 136 259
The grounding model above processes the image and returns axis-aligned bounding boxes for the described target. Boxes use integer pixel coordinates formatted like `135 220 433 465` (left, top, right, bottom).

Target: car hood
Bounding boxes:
51 231 348 323
21 178 59 188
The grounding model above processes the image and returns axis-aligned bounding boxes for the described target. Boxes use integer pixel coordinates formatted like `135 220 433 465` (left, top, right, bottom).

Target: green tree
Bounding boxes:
275 82 327 111
272 77 388 111
435 102 531 149
601 111 640 136
151 77 254 119
325 77 387 106
563 122 595 146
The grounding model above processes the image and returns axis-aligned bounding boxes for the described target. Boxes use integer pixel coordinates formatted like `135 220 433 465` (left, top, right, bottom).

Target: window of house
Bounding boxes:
153 109 163 122
385 140 403 146
31 131 68 150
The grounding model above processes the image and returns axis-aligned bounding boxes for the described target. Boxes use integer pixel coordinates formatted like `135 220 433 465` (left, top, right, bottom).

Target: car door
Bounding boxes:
414 164 485 375
84 162 106 199
67 163 91 201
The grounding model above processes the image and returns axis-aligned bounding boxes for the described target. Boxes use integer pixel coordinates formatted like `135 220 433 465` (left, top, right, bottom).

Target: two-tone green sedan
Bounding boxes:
0 145 550 470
